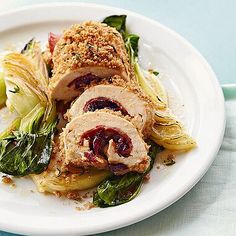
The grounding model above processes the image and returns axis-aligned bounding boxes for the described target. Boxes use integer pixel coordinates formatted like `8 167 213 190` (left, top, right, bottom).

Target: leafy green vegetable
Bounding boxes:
152 71 159 76
93 172 143 207
0 72 7 108
93 141 162 207
21 38 35 54
0 39 57 176
3 40 56 127
103 15 127 37
125 34 139 64
19 104 45 134
0 121 56 176
145 140 163 174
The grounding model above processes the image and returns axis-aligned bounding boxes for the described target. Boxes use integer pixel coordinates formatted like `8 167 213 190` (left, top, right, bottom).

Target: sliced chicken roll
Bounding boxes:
61 111 150 175
50 21 130 101
67 84 154 136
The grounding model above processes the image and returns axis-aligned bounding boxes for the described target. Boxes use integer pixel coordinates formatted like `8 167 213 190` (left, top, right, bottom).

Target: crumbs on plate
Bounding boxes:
1 175 16 187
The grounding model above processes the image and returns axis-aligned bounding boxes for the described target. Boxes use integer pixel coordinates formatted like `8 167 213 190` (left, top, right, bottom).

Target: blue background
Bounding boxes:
0 0 235 236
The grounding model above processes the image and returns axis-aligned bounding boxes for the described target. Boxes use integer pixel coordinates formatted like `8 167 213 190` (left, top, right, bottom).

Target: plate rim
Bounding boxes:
0 2 226 235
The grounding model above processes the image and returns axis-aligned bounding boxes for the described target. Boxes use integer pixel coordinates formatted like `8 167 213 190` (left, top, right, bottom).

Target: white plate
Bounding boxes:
0 3 225 236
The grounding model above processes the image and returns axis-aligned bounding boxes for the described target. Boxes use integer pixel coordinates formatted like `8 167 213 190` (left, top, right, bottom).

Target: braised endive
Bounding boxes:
0 39 57 176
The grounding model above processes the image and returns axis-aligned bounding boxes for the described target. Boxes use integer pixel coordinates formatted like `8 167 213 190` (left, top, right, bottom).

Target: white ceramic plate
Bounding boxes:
0 3 225 236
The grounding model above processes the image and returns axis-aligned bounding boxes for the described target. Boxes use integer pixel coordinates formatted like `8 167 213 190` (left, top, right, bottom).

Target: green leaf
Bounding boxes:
145 140 163 174
93 141 163 207
125 34 140 64
21 38 35 54
152 71 159 76
93 172 143 207
102 15 127 37
0 121 56 176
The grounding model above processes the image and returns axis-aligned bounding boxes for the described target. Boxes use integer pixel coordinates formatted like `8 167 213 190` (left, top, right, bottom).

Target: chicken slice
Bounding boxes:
67 84 154 136
62 111 150 175
49 21 130 101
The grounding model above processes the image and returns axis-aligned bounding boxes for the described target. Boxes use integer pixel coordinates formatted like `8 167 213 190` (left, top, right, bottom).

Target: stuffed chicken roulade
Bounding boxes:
49 21 130 101
66 84 154 136
61 111 150 175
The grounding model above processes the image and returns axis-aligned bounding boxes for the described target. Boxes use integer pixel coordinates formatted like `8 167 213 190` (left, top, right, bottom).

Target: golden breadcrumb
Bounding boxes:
1 176 14 185
51 21 131 85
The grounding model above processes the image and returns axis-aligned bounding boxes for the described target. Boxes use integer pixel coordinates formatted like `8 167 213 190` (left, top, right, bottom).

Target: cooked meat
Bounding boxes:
66 84 154 136
49 21 130 101
61 111 150 175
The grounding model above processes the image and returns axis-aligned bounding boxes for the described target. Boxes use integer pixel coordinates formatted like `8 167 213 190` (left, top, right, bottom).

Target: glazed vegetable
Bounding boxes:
0 122 56 176
93 140 162 207
151 112 196 150
0 39 57 176
32 168 111 193
93 172 143 207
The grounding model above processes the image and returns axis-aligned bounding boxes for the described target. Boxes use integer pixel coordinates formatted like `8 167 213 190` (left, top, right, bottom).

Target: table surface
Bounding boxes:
0 1 235 236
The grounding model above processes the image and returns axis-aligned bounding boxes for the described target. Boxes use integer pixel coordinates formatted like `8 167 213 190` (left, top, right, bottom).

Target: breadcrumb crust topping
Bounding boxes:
51 21 130 84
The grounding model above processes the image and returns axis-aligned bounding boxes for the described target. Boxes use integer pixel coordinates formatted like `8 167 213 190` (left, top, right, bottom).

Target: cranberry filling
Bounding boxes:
68 73 102 89
79 125 133 158
83 97 129 116
109 163 128 173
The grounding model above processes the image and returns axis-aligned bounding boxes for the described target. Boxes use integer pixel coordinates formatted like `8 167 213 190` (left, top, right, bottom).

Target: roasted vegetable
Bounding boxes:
151 112 196 150
0 39 57 176
0 122 56 176
32 168 111 193
93 140 162 207
93 172 143 207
